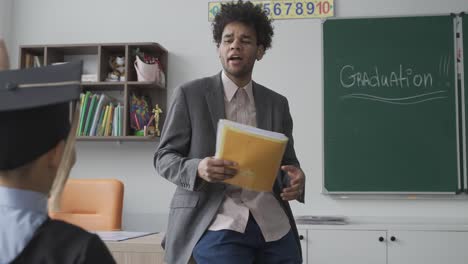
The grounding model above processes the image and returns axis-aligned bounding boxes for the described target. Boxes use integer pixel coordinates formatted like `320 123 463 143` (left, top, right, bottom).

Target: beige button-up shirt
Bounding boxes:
207 71 290 242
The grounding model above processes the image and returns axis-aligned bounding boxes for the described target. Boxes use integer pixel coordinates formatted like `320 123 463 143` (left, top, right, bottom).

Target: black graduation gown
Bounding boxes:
11 218 116 264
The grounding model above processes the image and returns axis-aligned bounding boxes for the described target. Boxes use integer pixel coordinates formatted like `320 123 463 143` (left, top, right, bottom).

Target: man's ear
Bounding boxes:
47 140 66 169
256 45 265 61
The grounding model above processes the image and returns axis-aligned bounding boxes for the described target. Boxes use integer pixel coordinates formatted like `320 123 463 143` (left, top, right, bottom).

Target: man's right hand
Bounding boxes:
197 157 238 183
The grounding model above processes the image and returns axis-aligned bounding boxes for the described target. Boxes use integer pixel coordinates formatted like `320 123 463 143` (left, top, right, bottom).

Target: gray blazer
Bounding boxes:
154 72 305 264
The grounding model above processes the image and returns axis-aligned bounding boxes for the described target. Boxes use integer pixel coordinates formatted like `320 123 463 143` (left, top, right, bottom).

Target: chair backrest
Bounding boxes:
49 178 124 231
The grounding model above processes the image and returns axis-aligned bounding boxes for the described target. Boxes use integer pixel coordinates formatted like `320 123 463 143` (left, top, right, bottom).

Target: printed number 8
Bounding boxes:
296 2 303 15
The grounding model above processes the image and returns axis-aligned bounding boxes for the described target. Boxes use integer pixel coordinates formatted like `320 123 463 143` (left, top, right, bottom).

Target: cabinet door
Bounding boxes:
298 229 307 262
307 229 387 264
387 230 468 264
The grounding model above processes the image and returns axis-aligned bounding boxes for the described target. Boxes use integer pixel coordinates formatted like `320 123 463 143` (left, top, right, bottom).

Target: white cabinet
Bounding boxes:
387 230 468 264
300 220 468 264
298 229 308 262
306 229 387 264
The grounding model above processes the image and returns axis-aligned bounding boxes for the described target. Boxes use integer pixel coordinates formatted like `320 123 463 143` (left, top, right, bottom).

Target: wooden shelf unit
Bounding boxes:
19 43 168 141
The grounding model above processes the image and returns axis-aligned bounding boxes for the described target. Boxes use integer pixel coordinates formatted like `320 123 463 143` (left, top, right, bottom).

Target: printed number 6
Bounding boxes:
274 3 281 15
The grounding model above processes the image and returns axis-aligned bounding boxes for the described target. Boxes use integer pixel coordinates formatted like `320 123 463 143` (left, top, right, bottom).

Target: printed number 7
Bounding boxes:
285 2 292 15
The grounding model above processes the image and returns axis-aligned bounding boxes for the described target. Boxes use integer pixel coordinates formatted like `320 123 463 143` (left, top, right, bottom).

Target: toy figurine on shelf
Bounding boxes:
152 104 163 136
144 104 163 137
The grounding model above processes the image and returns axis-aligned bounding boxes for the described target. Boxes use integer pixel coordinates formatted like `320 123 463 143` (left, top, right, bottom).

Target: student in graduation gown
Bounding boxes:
0 42 116 264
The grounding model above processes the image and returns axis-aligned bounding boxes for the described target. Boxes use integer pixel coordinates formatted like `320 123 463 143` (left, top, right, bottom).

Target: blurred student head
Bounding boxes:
0 58 81 209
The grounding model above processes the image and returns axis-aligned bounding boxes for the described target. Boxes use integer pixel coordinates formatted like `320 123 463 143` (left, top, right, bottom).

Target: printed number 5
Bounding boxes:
263 3 270 15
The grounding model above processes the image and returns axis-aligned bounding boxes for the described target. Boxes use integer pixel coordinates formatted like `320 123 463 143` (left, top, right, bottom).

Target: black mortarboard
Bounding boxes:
0 61 82 170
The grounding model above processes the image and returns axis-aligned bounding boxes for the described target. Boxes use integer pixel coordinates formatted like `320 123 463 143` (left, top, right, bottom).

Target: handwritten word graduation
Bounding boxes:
339 64 433 89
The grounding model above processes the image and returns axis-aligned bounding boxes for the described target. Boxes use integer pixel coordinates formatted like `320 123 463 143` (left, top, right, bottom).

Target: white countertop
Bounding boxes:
297 216 468 231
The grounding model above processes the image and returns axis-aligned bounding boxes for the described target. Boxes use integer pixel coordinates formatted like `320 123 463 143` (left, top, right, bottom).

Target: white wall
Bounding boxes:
10 0 468 231
0 0 13 51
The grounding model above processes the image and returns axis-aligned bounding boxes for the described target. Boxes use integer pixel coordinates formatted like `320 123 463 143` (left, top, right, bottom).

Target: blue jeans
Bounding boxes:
193 214 301 264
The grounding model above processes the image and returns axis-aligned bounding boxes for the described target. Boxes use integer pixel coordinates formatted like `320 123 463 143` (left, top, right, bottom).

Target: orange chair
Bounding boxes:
49 178 124 231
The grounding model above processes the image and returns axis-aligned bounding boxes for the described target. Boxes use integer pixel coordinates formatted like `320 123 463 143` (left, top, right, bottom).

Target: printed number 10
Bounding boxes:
317 1 331 14
263 1 330 17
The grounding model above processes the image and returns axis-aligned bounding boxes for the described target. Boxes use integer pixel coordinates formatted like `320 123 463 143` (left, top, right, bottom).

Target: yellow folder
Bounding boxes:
215 119 288 192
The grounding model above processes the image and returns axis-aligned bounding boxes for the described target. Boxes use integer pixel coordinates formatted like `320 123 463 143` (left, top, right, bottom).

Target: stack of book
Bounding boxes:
23 54 43 68
81 74 98 82
295 215 348 225
77 91 123 137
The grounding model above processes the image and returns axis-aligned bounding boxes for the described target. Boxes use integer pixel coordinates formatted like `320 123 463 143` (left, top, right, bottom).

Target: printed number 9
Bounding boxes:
307 2 315 14
274 3 281 16
296 2 303 15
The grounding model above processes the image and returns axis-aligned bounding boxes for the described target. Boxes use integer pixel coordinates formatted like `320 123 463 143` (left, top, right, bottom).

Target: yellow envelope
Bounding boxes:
215 119 288 192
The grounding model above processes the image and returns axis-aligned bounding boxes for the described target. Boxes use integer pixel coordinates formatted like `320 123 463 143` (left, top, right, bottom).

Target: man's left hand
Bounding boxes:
280 165 305 201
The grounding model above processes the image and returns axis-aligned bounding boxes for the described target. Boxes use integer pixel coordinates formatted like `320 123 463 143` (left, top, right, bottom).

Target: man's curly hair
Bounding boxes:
212 0 274 51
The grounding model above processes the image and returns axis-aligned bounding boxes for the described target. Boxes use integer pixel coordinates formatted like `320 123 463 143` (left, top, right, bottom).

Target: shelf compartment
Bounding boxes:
127 85 166 137
19 46 45 68
127 43 168 86
100 45 126 82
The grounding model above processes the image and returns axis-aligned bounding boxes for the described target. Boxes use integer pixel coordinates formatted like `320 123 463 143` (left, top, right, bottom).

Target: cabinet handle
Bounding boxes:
378 236 385 242
390 236 396 241
299 235 304 240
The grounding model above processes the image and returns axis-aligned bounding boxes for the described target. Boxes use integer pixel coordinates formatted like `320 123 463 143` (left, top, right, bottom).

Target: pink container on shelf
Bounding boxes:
134 56 165 87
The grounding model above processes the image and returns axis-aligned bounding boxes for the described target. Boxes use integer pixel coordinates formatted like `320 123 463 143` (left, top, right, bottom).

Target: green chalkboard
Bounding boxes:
323 16 459 193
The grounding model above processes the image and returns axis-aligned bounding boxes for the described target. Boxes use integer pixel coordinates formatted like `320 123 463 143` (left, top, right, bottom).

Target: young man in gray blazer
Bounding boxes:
154 1 305 263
